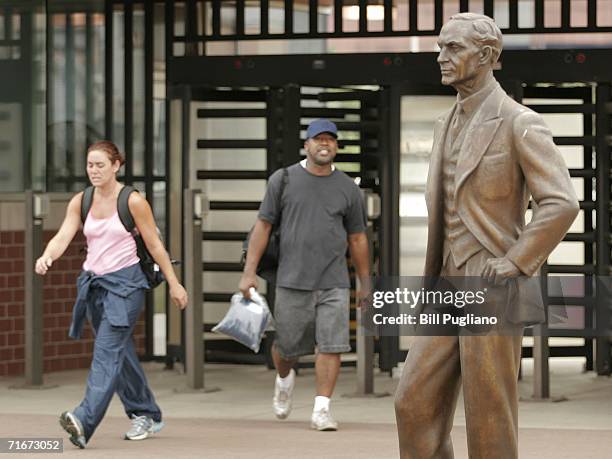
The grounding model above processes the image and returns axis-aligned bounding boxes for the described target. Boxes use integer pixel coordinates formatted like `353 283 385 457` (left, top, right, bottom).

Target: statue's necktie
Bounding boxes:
450 107 466 144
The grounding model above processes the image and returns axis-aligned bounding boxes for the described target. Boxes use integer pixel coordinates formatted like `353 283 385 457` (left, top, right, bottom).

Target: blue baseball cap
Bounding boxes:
306 119 338 139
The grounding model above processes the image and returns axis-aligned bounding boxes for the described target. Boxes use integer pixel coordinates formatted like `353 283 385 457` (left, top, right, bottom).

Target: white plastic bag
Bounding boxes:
212 288 272 353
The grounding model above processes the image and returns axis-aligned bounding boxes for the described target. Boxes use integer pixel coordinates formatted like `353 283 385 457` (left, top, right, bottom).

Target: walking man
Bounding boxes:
394 13 579 458
239 119 371 431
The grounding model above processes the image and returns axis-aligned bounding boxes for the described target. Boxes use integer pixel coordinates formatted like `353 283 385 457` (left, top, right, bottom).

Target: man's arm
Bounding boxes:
348 232 371 308
239 168 284 297
239 218 272 298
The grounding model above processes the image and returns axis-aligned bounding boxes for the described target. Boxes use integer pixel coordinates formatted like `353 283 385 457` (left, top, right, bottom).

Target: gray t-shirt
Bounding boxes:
258 163 367 290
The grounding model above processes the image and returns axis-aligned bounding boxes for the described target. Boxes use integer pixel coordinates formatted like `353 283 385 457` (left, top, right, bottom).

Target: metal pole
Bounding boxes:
596 83 611 375
346 201 389 399
180 189 218 393
533 260 550 399
379 85 400 373
184 189 203 389
356 224 375 395
143 0 155 359
530 270 567 402
24 191 45 386
532 324 549 399
356 306 374 394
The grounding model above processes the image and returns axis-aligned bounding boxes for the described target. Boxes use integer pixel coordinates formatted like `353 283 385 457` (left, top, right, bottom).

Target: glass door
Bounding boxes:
399 93 455 276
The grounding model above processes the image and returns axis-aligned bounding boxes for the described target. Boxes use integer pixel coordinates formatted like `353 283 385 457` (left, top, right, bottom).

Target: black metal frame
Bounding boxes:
167 0 612 52
186 84 390 364
104 1 164 358
169 49 612 88
162 0 612 373
520 85 596 372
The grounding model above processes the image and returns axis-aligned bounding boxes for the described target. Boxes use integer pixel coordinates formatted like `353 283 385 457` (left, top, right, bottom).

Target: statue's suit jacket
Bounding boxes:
424 83 579 323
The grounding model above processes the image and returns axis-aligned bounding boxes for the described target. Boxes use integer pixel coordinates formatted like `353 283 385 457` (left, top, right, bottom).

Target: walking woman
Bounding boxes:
35 141 188 448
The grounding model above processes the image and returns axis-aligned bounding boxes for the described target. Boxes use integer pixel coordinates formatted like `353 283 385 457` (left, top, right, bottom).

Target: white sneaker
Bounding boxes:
310 408 338 431
273 369 295 420
59 411 86 449
124 415 165 441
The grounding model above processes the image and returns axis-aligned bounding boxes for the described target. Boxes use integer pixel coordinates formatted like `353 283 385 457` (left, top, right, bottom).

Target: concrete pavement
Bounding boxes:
1 358 611 458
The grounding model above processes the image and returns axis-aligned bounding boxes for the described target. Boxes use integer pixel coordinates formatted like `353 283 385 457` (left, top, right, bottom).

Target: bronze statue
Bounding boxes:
394 13 579 458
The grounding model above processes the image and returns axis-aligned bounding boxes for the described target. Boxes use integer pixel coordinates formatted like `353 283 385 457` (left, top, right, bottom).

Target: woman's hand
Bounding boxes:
169 282 188 309
35 256 53 275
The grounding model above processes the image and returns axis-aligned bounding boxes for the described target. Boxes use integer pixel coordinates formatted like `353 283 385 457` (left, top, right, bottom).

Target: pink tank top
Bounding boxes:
82 211 140 275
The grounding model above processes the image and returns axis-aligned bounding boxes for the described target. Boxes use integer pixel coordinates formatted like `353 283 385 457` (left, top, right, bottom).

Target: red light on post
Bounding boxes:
234 59 243 70
383 57 392 66
576 53 586 64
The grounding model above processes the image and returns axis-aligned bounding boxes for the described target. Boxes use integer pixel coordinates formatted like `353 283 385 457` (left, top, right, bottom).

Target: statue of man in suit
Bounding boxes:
394 13 579 458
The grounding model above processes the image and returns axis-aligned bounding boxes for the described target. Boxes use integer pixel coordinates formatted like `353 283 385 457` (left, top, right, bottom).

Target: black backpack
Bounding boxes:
80 185 165 289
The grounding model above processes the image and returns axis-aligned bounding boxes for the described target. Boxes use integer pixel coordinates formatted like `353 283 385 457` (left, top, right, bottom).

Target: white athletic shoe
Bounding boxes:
273 369 295 420
124 414 165 440
59 411 86 449
310 408 338 431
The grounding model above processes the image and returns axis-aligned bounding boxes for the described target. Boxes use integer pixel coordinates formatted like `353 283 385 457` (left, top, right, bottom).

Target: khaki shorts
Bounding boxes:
274 286 351 359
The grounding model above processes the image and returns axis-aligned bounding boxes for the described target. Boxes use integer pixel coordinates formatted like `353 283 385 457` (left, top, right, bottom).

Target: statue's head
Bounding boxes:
437 13 502 87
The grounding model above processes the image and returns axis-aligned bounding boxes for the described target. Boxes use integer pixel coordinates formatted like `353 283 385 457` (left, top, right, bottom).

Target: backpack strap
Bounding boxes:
117 185 137 234
80 186 95 224
280 167 288 196
277 168 288 221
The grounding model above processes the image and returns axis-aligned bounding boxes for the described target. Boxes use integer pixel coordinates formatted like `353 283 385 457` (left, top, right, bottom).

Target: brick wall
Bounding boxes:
0 230 146 377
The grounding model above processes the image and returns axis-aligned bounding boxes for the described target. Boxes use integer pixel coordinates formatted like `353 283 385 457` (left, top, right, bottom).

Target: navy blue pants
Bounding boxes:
72 285 161 441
